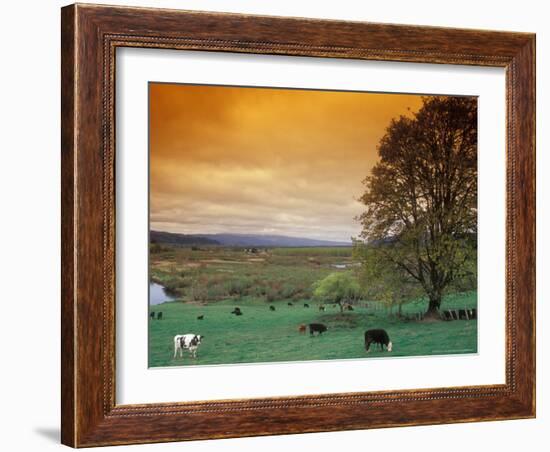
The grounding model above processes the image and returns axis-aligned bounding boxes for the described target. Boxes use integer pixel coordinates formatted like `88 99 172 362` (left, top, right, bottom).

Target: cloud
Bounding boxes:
149 83 424 241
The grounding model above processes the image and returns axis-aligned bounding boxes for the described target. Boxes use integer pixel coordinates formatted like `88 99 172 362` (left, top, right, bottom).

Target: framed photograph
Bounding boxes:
61 3 535 447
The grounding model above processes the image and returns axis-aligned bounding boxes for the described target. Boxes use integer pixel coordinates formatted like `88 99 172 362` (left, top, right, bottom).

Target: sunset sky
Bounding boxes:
149 83 424 242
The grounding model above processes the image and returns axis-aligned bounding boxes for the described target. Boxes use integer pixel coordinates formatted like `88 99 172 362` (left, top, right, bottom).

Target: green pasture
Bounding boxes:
148 292 477 367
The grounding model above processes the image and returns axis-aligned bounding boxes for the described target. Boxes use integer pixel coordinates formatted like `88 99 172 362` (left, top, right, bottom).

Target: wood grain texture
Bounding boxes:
60 3 536 447
60 5 76 447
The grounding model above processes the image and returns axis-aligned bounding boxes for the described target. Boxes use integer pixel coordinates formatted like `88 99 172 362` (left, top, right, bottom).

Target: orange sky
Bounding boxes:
149 83 424 242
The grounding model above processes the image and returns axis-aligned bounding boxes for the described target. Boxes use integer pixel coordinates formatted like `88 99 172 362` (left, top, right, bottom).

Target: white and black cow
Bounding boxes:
173 334 204 359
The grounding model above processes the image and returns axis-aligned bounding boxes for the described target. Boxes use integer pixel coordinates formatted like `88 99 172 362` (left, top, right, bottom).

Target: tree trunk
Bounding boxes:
425 296 441 318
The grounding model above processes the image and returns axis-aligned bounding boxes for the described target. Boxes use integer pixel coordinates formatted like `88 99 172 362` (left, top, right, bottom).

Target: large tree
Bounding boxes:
356 96 477 317
354 239 425 317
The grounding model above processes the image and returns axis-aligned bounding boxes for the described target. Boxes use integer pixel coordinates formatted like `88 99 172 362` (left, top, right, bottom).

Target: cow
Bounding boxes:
288 302 293 306
304 303 310 308
346 304 354 311
319 305 326 311
442 310 454 321
309 323 328 336
269 305 276 311
197 315 204 320
150 311 155 319
458 309 469 320
364 329 392 352
173 334 204 359
231 307 242 316
298 324 307 334
157 312 163 320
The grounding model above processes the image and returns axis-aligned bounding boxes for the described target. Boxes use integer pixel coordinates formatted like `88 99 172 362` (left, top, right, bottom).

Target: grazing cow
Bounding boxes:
304 303 310 308
298 324 307 334
319 305 325 311
173 334 204 359
364 329 392 352
458 309 469 320
288 302 293 306
157 312 163 320
231 307 242 315
150 311 155 319
269 305 276 311
197 315 204 320
442 310 454 321
309 323 328 336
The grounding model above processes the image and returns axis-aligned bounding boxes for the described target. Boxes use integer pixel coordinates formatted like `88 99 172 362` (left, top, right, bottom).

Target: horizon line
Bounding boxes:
150 229 354 243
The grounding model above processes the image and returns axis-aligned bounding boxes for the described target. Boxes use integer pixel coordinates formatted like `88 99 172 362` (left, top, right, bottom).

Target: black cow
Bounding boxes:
309 323 328 336
442 310 454 321
150 311 155 319
157 312 163 320
269 305 276 311
458 309 469 320
288 302 293 306
197 315 204 320
364 329 392 352
304 303 310 308
231 307 243 316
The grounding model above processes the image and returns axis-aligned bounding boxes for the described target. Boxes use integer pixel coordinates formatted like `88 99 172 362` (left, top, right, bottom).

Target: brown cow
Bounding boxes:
298 323 307 334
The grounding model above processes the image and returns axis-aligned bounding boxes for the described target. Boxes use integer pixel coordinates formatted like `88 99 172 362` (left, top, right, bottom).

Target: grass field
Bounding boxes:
148 291 477 367
149 245 477 367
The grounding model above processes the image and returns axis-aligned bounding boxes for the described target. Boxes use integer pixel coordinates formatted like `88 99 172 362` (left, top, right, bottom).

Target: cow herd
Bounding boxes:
168 302 394 361
150 311 163 320
170 326 393 361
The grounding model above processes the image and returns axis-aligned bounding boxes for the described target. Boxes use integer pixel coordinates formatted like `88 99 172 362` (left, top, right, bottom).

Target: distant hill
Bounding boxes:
201 233 351 247
150 230 220 246
150 230 351 248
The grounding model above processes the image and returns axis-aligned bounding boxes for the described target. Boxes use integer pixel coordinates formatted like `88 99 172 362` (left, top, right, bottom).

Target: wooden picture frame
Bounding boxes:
61 3 535 447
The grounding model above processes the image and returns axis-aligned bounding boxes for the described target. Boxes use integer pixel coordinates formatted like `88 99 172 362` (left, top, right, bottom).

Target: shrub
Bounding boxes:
189 283 208 302
313 272 362 311
265 289 278 303
206 283 228 300
150 243 166 254
226 278 252 297
280 283 299 299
